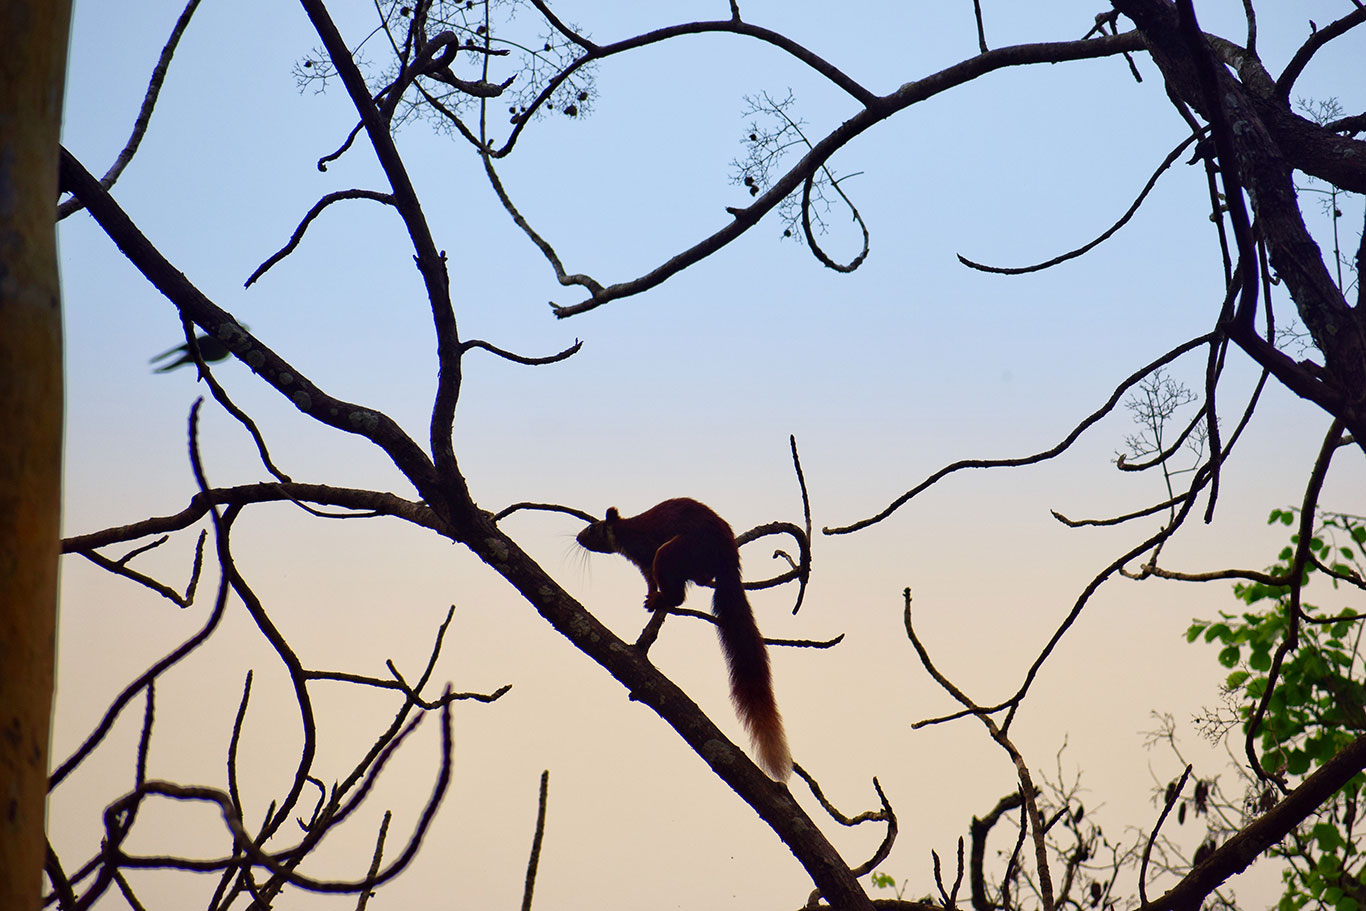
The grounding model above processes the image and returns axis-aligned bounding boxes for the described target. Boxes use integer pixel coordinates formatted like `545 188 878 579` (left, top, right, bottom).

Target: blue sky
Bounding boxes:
54 1 1364 906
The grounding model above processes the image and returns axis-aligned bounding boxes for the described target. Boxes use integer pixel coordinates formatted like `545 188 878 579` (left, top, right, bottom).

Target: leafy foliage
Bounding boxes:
1188 510 1366 911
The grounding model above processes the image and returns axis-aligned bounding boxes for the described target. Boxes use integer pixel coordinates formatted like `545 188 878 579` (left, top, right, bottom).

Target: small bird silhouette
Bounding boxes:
150 333 231 373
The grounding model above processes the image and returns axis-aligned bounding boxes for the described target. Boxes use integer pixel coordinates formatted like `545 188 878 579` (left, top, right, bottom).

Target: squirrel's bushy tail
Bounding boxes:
712 574 791 781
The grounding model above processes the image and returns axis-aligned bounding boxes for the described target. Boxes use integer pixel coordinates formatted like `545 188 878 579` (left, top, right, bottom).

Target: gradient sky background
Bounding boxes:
53 0 1364 907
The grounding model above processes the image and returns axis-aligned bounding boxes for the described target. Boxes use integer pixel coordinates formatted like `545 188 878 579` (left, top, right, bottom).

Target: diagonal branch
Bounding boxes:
57 0 203 220
57 147 446 509
1143 731 1366 911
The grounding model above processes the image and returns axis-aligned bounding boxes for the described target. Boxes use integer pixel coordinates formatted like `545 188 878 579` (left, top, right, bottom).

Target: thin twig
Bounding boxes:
245 190 396 288
958 130 1202 275
1140 764 1191 905
520 771 550 911
826 333 1213 535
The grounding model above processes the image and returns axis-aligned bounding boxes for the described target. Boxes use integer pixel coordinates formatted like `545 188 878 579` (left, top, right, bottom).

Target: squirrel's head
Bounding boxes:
576 507 620 553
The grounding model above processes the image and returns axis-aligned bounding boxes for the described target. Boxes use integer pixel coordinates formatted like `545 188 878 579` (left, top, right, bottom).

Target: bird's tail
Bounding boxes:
712 573 791 781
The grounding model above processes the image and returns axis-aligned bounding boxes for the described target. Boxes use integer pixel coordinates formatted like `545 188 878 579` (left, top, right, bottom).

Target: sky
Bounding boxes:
52 1 1365 908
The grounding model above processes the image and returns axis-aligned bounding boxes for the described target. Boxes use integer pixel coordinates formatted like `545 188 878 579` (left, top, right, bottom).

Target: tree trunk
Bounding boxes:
0 2 73 908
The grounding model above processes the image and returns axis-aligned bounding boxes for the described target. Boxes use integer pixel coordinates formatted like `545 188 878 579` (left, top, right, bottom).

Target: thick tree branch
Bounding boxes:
1143 732 1366 911
1114 0 1366 446
457 508 876 910
57 148 447 509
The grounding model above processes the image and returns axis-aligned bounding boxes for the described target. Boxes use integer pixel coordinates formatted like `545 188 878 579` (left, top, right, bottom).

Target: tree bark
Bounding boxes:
0 2 72 908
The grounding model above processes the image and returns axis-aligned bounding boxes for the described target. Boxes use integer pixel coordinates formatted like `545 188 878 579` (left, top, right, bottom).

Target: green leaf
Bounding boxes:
1206 623 1233 643
1226 670 1250 688
1336 897 1359 911
1316 851 1342 876
1219 645 1241 668
1312 822 1344 852
1187 623 1208 643
1250 648 1272 671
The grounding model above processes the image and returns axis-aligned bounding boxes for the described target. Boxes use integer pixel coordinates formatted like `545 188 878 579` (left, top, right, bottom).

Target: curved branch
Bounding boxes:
318 120 365 171
1051 495 1188 528
958 130 1201 275
50 498 234 789
1139 765 1191 905
791 766 897 878
480 148 604 295
460 337 583 365
245 190 397 288
735 521 810 593
801 167 869 273
492 501 597 524
495 15 881 160
524 0 598 53
550 30 1146 318
106 697 450 893
169 313 294 483
826 332 1212 535
1116 402 1208 472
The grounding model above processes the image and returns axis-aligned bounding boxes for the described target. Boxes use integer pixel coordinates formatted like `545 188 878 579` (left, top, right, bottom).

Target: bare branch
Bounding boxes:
826 333 1213 535
62 483 445 553
356 811 391 911
958 130 1202 275
58 148 449 507
461 337 583 365
72 530 204 608
551 30 1146 318
1140 765 1191 905
479 145 604 295
57 0 203 220
493 501 597 524
1144 732 1366 911
246 190 397 288
1275 6 1366 100
520 771 550 911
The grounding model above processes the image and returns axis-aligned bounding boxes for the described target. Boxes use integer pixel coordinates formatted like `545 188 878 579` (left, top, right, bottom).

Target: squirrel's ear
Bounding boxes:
605 507 620 521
